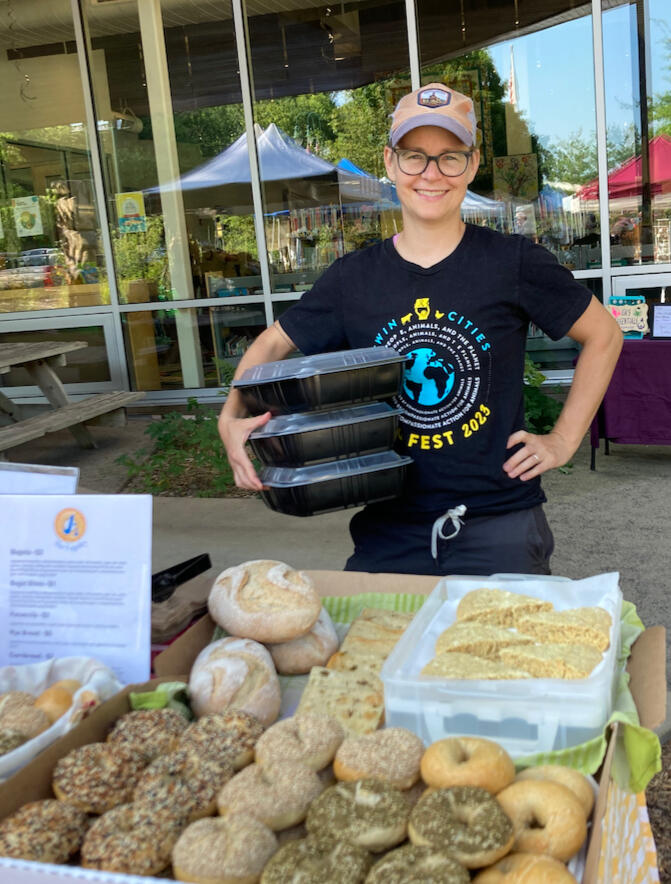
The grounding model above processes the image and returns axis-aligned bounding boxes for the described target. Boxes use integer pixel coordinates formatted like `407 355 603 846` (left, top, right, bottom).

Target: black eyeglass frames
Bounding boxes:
392 147 474 177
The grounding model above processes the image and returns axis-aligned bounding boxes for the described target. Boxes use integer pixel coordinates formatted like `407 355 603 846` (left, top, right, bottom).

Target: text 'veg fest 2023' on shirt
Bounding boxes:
279 225 592 519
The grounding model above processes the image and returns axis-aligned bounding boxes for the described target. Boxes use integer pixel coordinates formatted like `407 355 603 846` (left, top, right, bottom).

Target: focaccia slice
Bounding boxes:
295 666 384 735
339 607 414 657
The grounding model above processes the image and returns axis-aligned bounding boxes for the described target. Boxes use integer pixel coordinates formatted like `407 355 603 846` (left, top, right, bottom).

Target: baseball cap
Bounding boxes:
389 83 477 148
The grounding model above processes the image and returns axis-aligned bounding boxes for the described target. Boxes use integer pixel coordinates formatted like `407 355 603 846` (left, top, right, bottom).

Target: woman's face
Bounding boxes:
384 125 480 226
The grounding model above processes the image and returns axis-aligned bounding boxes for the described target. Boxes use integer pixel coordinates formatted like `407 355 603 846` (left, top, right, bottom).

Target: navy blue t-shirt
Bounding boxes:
279 225 592 519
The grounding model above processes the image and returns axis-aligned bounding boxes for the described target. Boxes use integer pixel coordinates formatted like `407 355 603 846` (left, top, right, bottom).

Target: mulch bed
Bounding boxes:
647 738 671 882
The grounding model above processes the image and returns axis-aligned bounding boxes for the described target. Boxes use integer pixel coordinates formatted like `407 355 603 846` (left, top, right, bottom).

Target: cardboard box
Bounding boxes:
0 571 666 884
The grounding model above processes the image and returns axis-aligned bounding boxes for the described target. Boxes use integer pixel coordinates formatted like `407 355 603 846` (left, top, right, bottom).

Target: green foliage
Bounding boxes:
111 215 169 293
523 354 563 435
116 399 244 497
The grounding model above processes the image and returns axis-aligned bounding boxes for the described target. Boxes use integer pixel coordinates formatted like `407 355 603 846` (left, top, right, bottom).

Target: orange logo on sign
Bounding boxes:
54 508 86 542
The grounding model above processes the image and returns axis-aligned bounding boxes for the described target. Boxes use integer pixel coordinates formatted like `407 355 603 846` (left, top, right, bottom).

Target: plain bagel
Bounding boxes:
208 560 321 643
514 765 594 817
421 736 515 794
472 851 578 882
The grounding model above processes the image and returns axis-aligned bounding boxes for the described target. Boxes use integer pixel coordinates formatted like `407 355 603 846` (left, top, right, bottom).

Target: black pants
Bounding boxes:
344 504 555 577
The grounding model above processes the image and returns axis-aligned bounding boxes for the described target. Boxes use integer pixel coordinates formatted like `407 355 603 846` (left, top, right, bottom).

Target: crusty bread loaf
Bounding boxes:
516 606 612 652
208 560 321 643
188 636 281 726
434 622 534 659
421 653 532 679
267 607 339 675
499 642 603 679
295 666 384 735
456 588 553 627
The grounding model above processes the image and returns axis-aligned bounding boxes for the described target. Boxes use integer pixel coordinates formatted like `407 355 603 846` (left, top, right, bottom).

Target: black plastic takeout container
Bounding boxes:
233 346 405 415
259 451 412 516
248 402 402 467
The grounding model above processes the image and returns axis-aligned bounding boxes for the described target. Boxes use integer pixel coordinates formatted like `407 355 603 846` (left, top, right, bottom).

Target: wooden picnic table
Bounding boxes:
0 340 144 458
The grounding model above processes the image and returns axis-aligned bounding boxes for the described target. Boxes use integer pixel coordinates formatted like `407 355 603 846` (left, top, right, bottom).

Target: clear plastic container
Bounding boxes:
381 572 623 758
249 403 402 466
259 450 412 516
233 347 404 414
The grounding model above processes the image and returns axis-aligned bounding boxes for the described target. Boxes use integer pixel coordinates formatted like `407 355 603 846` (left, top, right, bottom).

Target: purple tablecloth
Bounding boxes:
591 339 671 449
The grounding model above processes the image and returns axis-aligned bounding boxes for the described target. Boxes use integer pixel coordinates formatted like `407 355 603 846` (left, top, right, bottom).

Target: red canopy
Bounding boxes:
578 133 671 200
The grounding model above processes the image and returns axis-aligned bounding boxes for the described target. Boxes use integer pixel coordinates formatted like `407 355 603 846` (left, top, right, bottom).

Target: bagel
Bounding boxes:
496 779 587 862
255 715 344 771
421 736 515 794
514 765 594 817
366 844 470 882
472 851 578 882
333 727 424 789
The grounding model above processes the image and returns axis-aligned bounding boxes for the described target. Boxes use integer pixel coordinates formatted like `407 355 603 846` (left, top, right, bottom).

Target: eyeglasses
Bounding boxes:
392 148 474 177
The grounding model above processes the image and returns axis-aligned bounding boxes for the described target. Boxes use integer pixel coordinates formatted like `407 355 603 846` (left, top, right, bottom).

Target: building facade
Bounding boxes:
1 0 669 406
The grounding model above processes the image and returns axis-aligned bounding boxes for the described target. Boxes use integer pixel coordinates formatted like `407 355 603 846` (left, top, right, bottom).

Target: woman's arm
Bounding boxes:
504 296 623 480
218 321 297 490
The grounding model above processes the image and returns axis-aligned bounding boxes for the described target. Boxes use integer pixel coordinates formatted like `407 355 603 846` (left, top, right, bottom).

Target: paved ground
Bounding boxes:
3 413 669 737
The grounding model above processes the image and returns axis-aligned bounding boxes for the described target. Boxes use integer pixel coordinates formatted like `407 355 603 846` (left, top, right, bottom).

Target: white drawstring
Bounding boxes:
431 505 467 561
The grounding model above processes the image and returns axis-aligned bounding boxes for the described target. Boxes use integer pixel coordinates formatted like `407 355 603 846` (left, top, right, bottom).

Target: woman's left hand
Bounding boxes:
503 429 575 480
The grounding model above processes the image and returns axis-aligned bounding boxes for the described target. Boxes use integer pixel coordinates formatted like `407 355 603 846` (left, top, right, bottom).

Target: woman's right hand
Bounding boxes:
218 410 272 491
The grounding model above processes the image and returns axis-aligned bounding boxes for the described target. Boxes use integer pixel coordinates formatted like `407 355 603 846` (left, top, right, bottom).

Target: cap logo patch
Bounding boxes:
417 88 450 108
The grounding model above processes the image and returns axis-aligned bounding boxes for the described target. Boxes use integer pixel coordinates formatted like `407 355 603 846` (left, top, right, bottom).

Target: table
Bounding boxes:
0 340 144 458
590 338 671 469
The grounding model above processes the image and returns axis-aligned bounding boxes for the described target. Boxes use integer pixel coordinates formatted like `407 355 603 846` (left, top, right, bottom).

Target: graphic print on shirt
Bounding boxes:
374 296 493 452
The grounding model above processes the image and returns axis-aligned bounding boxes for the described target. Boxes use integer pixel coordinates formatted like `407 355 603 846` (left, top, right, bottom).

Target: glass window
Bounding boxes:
417 3 600 267
0 1 109 314
0 326 110 386
602 0 671 266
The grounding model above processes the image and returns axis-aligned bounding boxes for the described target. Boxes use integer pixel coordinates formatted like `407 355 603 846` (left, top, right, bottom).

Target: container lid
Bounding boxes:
250 402 401 439
233 346 404 386
260 450 412 487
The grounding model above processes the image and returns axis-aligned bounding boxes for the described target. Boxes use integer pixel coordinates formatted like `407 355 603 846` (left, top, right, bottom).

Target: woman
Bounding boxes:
218 83 622 576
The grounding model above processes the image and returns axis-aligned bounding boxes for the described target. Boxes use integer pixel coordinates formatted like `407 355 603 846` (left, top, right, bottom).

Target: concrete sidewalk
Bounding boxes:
4 414 670 737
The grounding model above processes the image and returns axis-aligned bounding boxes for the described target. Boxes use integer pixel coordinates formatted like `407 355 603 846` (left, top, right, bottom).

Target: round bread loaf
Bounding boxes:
333 727 424 789
267 608 339 675
366 844 470 883
81 802 184 876
0 691 49 739
408 785 515 869
255 715 344 771
208 560 321 643
421 736 515 794
34 685 76 724
52 742 148 814
0 799 89 864
514 765 594 817
496 779 587 862
260 834 372 883
179 710 263 770
107 708 189 762
188 636 281 727
305 779 410 852
172 814 278 884
217 760 324 830
472 851 578 882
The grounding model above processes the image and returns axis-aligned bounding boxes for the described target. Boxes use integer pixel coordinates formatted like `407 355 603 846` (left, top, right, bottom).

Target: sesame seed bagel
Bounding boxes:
172 815 278 884
472 851 579 882
106 707 189 762
255 715 344 771
217 760 324 830
52 742 148 814
421 736 515 794
179 710 264 770
333 727 424 789
81 802 184 876
0 799 89 863
408 786 515 869
305 778 410 853
366 844 470 883
260 834 372 883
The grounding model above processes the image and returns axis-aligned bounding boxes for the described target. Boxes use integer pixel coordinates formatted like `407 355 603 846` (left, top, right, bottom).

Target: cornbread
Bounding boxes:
179 710 263 770
172 814 278 883
456 588 553 627
516 606 612 652
421 653 531 679
134 747 234 823
0 799 89 863
217 760 324 830
333 727 424 789
106 707 189 762
295 666 384 735
81 802 184 876
366 844 470 883
260 834 372 883
499 642 603 678
255 714 344 771
52 742 148 814
305 778 410 852
408 786 514 869
434 622 534 659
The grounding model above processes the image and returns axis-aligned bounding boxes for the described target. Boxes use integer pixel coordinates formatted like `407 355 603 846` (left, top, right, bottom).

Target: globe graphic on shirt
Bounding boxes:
403 348 455 406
